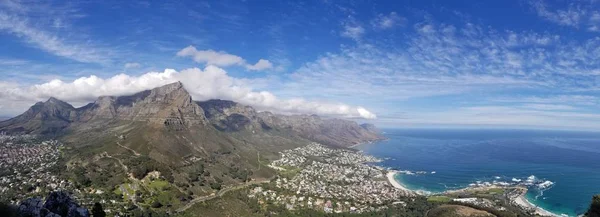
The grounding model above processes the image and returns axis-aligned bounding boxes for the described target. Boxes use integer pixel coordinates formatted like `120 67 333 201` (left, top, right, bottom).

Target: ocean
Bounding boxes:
355 128 600 216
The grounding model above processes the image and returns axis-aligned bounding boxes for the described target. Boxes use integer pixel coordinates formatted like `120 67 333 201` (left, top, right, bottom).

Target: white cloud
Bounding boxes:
341 22 365 41
246 59 273 71
124 62 141 69
0 58 28 65
528 0 600 32
177 46 245 66
0 4 110 63
176 46 273 71
521 103 576 111
287 19 600 107
371 12 404 30
0 66 376 119
529 0 582 27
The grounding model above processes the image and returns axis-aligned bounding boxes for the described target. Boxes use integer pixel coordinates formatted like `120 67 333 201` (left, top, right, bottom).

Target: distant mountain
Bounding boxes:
257 112 383 147
0 97 77 134
198 99 384 147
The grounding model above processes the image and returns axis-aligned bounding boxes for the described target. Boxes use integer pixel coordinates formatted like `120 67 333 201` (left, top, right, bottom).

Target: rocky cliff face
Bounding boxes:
198 99 266 132
257 112 383 147
77 82 207 127
198 99 383 147
18 191 89 217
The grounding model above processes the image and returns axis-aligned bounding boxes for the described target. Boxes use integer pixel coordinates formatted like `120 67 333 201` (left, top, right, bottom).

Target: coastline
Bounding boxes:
355 136 564 216
386 171 419 195
349 138 388 149
512 187 559 217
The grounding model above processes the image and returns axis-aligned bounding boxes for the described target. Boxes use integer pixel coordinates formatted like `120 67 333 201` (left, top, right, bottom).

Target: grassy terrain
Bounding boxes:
428 196 452 203
428 205 494 217
177 190 262 217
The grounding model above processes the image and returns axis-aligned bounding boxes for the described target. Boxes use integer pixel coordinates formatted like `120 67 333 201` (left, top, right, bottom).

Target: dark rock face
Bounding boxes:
18 192 89 217
18 198 45 217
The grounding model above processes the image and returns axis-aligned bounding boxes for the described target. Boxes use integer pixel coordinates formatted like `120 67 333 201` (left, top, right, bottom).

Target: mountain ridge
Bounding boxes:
0 82 382 148
0 82 385 216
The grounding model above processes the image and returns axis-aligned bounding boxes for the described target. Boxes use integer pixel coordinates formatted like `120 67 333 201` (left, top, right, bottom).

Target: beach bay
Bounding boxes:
356 128 600 216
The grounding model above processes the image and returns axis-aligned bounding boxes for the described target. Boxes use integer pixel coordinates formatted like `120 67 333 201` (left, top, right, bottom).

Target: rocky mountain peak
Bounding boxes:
153 81 184 93
43 97 74 109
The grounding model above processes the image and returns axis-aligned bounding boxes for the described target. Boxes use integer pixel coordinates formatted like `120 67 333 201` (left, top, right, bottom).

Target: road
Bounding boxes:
175 179 271 213
116 141 141 156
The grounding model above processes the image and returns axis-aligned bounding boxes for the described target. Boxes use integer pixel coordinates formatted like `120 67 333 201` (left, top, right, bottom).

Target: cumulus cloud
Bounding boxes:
246 59 273 71
0 66 376 119
177 46 273 71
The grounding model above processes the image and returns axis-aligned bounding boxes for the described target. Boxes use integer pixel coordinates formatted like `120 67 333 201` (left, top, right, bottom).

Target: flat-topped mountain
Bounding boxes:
0 82 382 182
77 82 206 126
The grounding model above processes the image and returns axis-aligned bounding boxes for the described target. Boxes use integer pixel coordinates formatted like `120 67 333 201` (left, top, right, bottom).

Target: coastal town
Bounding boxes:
0 135 571 217
257 143 413 213
0 134 68 202
0 134 132 215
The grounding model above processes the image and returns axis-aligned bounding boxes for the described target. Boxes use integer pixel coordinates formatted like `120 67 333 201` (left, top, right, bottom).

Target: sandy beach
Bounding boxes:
386 171 418 195
512 189 558 217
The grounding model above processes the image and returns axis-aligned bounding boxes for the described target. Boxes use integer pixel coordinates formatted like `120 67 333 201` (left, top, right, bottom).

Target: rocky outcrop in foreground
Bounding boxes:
18 191 89 217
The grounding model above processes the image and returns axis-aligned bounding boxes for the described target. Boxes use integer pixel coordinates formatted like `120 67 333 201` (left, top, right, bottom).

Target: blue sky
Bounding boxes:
1 0 600 130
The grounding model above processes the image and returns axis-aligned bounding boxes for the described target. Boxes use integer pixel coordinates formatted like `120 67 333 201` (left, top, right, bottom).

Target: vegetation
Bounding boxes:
428 196 452 203
179 187 438 217
428 205 493 217
586 195 600 217
127 156 174 182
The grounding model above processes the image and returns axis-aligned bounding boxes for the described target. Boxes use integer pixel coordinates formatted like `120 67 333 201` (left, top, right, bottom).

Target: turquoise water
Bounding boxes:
356 129 600 216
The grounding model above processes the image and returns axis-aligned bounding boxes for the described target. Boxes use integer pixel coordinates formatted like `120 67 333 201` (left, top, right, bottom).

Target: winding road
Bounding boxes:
175 179 271 213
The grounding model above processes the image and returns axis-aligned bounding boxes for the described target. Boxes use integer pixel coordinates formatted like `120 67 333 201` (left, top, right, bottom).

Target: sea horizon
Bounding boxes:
356 128 600 216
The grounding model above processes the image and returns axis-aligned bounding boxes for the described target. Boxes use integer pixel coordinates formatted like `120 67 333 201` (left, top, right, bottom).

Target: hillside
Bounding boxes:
0 82 383 215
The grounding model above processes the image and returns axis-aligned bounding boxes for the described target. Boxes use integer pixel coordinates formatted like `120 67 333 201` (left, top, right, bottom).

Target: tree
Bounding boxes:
91 202 106 217
151 201 163 208
587 195 600 217
210 182 222 190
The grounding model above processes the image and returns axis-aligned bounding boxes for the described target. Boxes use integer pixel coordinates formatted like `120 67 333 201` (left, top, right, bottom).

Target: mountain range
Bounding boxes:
0 82 382 184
